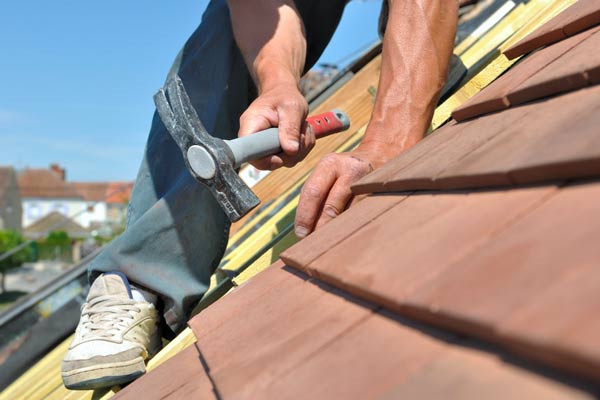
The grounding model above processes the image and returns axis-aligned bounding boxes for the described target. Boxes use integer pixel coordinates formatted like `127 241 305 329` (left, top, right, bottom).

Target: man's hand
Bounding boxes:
294 141 396 238
238 82 315 170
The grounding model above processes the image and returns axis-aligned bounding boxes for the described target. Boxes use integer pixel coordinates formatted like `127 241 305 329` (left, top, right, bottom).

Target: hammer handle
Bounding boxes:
225 109 350 168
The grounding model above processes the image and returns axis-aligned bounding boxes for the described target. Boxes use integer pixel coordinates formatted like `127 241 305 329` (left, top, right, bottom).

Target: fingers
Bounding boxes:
277 98 308 157
314 177 354 230
295 158 337 238
238 107 277 138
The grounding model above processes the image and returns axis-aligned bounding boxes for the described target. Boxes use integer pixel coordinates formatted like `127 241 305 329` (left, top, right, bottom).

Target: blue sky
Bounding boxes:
0 1 380 181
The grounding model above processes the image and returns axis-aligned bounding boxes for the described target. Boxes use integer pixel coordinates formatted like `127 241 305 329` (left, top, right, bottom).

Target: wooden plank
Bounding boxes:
505 0 600 59
0 335 71 400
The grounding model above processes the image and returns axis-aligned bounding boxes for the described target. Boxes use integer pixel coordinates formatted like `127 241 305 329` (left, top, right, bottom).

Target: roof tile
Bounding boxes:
504 0 600 59
507 30 600 106
452 27 599 122
190 263 375 399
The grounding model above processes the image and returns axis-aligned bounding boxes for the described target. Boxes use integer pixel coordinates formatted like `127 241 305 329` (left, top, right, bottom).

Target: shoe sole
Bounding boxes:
62 356 146 390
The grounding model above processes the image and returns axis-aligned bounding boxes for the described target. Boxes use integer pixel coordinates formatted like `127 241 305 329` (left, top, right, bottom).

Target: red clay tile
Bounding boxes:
383 106 529 191
380 345 594 400
114 345 216 400
251 311 448 399
305 186 553 316
562 0 600 36
407 180 600 381
504 14 565 60
507 31 600 106
431 84 600 190
188 260 290 339
452 27 599 121
281 194 406 273
504 0 600 59
351 120 461 194
193 264 374 399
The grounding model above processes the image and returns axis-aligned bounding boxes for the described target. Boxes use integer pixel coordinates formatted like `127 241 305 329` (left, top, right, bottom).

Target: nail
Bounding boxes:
295 226 309 238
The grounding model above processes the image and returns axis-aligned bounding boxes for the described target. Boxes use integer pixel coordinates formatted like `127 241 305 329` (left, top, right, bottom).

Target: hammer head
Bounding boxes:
154 76 259 222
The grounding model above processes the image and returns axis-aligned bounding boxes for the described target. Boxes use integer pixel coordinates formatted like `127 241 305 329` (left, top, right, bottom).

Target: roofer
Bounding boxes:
61 0 458 390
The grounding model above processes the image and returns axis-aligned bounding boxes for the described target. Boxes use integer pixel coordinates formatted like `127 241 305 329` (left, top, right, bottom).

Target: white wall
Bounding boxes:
79 201 107 228
22 198 90 229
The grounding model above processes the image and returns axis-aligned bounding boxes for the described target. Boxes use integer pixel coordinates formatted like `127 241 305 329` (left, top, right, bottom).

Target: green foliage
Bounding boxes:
45 231 71 246
35 231 73 263
0 230 33 271
0 230 34 292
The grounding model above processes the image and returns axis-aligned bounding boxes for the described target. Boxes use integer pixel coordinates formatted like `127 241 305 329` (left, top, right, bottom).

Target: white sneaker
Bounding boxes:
61 272 161 390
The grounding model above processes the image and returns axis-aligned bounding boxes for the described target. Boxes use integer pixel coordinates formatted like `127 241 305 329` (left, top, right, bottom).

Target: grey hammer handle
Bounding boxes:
225 109 350 168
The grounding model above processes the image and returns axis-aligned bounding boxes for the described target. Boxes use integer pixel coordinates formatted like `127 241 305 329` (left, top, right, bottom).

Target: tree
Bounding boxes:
0 230 33 293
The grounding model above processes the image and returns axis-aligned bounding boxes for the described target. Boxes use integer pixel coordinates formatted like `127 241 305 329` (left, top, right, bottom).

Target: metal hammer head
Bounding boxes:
153 76 259 222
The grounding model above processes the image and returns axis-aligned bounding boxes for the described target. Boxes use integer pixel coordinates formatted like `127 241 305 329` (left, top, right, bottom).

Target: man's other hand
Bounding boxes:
294 141 397 239
238 83 315 170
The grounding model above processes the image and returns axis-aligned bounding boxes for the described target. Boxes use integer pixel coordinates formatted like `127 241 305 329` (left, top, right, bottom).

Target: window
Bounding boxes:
27 204 41 219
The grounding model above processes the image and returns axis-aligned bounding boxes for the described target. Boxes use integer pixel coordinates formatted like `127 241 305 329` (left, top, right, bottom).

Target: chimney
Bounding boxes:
50 163 66 181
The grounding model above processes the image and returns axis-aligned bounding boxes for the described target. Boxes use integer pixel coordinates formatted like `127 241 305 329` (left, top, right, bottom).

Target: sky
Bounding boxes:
0 1 381 182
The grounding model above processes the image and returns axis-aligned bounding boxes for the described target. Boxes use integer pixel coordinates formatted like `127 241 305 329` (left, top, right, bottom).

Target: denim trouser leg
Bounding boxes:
88 0 252 333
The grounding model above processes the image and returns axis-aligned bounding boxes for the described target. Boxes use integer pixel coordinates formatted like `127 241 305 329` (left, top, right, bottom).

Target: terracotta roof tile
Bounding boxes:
72 182 109 202
507 30 600 106
452 27 599 122
406 181 600 381
281 194 406 270
105 182 133 204
114 345 216 400
286 185 553 308
504 0 600 59
172 256 597 399
189 263 375 399
17 169 82 199
353 83 600 194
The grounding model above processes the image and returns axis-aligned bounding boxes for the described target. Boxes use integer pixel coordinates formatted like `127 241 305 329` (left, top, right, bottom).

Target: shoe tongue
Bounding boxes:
87 273 133 301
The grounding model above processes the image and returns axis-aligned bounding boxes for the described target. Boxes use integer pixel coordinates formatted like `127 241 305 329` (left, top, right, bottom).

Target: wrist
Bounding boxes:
254 58 300 94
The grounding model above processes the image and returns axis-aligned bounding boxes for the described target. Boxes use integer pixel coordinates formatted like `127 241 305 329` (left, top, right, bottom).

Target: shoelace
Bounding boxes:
81 295 141 339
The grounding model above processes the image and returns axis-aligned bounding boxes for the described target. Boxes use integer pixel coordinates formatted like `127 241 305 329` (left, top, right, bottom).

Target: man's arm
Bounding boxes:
294 0 458 238
227 0 315 170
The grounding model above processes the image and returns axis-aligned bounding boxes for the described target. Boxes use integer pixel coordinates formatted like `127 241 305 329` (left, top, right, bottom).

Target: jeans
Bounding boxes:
88 0 346 333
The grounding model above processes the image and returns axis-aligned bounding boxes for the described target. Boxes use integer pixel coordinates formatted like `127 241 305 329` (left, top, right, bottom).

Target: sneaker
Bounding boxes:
61 272 161 390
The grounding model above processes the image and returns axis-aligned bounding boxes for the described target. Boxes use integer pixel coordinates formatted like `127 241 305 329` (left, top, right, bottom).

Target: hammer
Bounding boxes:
154 75 350 222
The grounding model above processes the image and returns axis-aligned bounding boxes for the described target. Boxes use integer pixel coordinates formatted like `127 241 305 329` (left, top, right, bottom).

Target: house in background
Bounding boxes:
0 167 22 232
72 182 109 230
104 182 133 231
18 164 87 229
72 181 132 235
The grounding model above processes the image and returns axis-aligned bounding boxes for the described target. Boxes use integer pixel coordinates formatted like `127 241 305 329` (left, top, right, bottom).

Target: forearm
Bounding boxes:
363 0 458 158
227 0 307 92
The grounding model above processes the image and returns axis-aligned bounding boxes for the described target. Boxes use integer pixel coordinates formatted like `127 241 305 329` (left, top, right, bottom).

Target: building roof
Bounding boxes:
105 182 133 204
23 211 89 240
17 169 82 200
114 2 600 398
71 182 109 202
